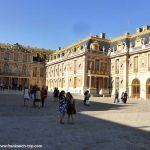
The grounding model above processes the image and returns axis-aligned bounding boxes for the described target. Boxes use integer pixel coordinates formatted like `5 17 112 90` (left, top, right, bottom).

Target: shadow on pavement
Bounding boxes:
0 94 149 150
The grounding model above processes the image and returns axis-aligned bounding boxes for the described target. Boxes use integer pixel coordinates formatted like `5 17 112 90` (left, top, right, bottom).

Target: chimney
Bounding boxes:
100 33 106 39
136 27 142 33
59 47 61 50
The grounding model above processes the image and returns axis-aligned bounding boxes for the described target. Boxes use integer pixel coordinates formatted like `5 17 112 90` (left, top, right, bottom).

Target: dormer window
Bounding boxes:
61 53 64 57
90 42 99 51
74 48 76 52
117 41 122 51
135 36 142 47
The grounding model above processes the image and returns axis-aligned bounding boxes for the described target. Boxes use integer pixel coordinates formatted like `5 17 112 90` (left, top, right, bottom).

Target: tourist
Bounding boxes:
66 92 76 124
58 90 67 124
23 86 30 106
83 90 91 106
41 86 47 107
121 92 124 103
33 87 41 108
31 85 37 100
53 87 59 102
114 90 119 103
124 91 128 104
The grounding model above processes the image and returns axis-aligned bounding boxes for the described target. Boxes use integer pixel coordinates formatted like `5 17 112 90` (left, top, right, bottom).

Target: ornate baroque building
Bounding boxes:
46 34 110 96
46 25 150 99
1 25 150 99
0 43 51 89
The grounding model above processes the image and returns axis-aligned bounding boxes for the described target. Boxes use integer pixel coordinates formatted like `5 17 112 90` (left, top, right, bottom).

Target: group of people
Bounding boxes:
114 90 128 104
23 85 48 108
58 91 76 124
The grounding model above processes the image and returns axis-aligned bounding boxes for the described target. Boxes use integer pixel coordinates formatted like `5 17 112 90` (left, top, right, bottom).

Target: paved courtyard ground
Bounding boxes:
0 90 150 150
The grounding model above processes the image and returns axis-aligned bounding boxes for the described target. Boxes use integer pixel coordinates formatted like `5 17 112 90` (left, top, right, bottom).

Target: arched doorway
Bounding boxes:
132 79 140 98
146 78 150 99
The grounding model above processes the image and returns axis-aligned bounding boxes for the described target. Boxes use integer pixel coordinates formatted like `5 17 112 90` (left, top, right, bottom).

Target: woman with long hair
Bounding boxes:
66 92 76 124
58 90 67 124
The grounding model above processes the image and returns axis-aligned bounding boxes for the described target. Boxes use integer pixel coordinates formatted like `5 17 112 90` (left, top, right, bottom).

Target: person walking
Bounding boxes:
114 90 119 103
33 87 41 108
53 87 59 102
58 90 67 124
41 86 47 107
83 90 91 106
23 86 30 106
124 91 128 104
121 92 125 103
66 92 76 124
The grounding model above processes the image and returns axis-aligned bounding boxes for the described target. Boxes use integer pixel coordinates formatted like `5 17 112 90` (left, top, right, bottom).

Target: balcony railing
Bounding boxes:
88 70 109 75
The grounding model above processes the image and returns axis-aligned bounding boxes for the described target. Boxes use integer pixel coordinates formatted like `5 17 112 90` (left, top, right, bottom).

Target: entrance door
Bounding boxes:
12 78 18 90
146 78 150 99
132 79 140 98
3 77 9 89
21 78 28 89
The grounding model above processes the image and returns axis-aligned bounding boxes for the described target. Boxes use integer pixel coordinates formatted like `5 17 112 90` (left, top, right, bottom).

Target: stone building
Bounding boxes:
0 43 51 90
46 25 150 99
1 25 150 99
46 35 110 96
109 25 150 99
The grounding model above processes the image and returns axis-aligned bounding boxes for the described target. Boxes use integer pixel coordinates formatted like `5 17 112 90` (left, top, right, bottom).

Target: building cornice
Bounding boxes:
53 36 110 56
110 29 150 42
110 34 131 43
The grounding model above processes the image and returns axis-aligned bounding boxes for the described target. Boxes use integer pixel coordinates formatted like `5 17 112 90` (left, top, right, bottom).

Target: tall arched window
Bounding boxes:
14 53 19 61
3 64 9 73
22 65 27 75
132 79 140 98
13 64 18 74
23 55 27 62
4 52 10 60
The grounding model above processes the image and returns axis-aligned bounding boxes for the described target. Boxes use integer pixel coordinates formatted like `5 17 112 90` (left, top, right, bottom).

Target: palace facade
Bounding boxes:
0 43 51 90
46 25 150 99
1 25 150 99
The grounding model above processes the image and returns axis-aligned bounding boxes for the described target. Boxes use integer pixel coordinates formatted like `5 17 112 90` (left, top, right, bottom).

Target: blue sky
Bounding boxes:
0 0 149 49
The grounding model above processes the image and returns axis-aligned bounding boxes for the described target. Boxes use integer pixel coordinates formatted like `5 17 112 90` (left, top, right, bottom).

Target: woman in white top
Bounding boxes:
23 87 30 106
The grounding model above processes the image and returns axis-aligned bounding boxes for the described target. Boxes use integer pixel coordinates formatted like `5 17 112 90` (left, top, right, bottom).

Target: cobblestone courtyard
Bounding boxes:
0 91 150 150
